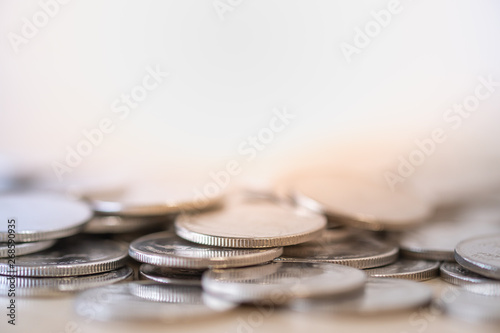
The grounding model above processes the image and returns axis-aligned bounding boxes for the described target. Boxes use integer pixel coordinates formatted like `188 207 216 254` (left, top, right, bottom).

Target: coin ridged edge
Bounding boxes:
0 256 128 277
275 246 399 269
0 223 87 243
0 239 56 258
129 246 283 269
366 262 440 281
175 222 324 249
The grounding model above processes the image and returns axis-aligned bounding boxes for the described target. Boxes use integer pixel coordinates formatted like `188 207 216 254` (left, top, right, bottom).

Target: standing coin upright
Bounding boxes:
455 234 500 280
202 262 366 304
0 236 128 277
276 229 398 269
289 174 432 231
0 192 93 242
129 231 283 269
175 201 326 248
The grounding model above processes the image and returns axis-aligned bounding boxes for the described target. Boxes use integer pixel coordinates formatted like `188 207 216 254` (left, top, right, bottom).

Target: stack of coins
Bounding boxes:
0 191 132 296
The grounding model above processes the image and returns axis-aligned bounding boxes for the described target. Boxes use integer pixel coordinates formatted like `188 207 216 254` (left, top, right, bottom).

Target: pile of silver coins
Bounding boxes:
0 171 499 324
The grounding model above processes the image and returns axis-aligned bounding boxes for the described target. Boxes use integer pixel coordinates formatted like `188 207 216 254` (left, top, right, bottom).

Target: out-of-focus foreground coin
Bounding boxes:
289 278 432 315
440 262 499 286
175 201 326 248
202 262 366 304
276 229 398 269
74 281 236 322
0 266 132 297
455 234 500 280
84 215 172 234
129 231 282 269
365 259 439 281
400 219 500 262
290 174 432 231
0 236 128 277
90 183 222 216
139 264 202 286
0 239 56 258
0 192 93 242
443 287 500 323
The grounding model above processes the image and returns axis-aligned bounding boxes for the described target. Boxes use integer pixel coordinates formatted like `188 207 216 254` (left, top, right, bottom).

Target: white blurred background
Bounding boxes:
1 0 500 202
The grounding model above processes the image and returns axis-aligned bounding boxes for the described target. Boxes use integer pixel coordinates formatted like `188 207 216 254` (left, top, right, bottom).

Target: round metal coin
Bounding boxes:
440 262 498 285
276 229 398 269
74 281 236 322
290 174 431 231
0 192 93 242
175 201 326 248
0 266 133 297
365 259 439 281
443 288 500 323
0 236 128 277
289 278 432 315
0 239 55 258
139 264 202 286
129 231 283 269
455 234 500 280
202 262 366 304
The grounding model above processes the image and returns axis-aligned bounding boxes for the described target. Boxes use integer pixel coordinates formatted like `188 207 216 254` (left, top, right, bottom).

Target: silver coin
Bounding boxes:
443 288 500 323
83 215 173 234
400 212 500 261
440 262 498 285
275 229 398 269
0 239 55 258
364 259 439 281
0 236 128 277
74 281 236 322
90 182 223 216
0 266 132 297
175 201 326 248
0 192 93 242
129 231 282 269
290 174 432 231
139 264 202 286
289 278 432 315
202 262 366 304
455 234 500 280
460 283 500 297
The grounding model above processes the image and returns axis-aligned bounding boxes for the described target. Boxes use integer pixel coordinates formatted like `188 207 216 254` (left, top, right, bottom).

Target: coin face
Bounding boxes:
139 264 202 286
276 229 398 269
129 231 283 269
0 266 133 297
0 236 128 277
455 234 500 280
0 192 92 242
74 281 236 322
175 201 326 248
201 262 366 304
0 239 55 258
400 219 500 261
290 174 432 231
440 262 497 286
84 215 172 234
289 278 433 314
365 259 439 281
90 182 223 216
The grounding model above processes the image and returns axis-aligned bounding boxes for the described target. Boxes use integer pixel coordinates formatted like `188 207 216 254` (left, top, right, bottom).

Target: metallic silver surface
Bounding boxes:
202 262 366 303
0 239 55 258
440 262 497 285
365 259 439 281
276 230 398 269
139 264 202 286
444 287 500 323
0 236 128 277
129 231 282 269
0 192 92 242
175 201 326 248
455 234 500 280
84 215 173 234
